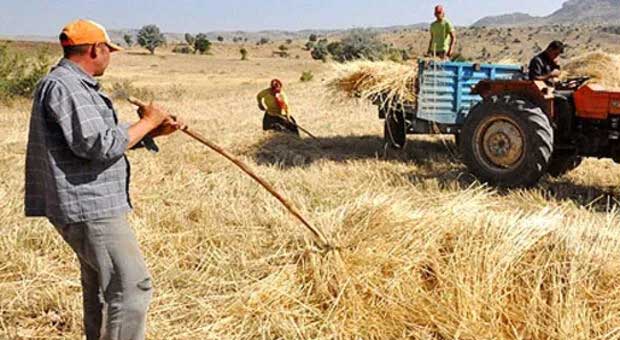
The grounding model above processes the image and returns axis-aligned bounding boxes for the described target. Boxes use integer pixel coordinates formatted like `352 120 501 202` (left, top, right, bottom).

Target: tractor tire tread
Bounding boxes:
460 95 554 187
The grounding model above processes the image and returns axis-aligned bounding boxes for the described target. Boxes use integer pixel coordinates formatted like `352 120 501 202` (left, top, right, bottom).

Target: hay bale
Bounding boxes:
562 51 620 88
326 60 418 110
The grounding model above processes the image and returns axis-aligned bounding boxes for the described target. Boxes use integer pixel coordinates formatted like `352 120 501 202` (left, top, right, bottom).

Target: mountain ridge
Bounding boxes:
473 0 620 27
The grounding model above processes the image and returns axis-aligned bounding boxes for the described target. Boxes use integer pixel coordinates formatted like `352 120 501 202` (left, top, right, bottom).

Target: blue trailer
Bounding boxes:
380 60 525 149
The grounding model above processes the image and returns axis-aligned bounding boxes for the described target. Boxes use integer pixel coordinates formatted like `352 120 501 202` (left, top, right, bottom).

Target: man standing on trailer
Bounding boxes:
529 40 565 84
427 5 456 60
25 19 182 340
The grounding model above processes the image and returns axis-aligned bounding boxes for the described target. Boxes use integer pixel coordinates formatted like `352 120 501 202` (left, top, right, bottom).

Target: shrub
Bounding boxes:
286 39 293 45
326 42 343 56
137 25 166 54
330 29 386 62
0 44 51 102
309 34 318 42
259 37 270 45
172 44 193 54
278 44 288 52
602 26 620 35
217 36 224 42
165 83 186 100
310 42 329 62
304 41 314 51
123 34 133 47
194 34 212 54
300 70 314 82
109 79 154 101
385 48 411 63
240 48 248 60
185 33 195 46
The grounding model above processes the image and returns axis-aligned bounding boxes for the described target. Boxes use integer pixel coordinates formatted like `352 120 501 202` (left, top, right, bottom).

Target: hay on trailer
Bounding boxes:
562 51 620 88
326 60 418 110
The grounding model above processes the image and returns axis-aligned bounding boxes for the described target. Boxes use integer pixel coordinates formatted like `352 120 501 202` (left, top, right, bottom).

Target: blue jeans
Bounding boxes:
51 215 152 340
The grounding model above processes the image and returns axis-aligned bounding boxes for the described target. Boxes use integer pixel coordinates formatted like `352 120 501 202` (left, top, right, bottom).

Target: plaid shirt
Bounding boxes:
25 59 133 224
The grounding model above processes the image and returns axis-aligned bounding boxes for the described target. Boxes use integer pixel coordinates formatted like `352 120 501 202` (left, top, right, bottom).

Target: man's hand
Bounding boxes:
149 116 186 138
138 102 169 129
550 69 561 78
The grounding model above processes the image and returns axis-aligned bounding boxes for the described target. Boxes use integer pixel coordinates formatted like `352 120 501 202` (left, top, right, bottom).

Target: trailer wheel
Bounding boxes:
384 111 407 150
460 96 553 187
547 155 582 177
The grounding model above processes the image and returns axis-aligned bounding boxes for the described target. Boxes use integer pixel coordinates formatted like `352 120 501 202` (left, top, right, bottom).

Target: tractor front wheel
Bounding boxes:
460 96 554 187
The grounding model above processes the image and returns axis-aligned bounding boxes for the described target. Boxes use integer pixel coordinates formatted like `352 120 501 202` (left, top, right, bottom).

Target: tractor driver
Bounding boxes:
529 40 565 84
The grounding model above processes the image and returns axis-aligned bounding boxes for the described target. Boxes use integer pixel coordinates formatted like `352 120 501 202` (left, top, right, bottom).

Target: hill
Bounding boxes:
0 23 429 46
473 0 620 27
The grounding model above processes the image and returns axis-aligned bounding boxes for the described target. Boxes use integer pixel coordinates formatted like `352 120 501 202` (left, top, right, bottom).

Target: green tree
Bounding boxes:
194 33 212 54
137 25 166 54
330 29 385 62
326 41 343 56
185 33 195 46
311 41 329 62
309 33 318 42
123 34 133 47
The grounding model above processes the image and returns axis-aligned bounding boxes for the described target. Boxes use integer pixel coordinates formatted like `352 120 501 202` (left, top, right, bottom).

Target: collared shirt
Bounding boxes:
25 58 132 224
257 88 291 117
430 19 454 53
529 52 560 81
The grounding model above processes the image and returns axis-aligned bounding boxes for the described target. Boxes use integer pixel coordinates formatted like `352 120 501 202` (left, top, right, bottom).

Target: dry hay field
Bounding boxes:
2 45 620 339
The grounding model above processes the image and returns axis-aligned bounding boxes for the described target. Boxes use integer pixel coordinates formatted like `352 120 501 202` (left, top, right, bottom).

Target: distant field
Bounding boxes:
2 35 620 339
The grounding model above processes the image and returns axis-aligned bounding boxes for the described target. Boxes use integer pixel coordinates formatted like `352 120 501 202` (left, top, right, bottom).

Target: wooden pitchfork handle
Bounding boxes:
293 121 319 141
127 97 332 250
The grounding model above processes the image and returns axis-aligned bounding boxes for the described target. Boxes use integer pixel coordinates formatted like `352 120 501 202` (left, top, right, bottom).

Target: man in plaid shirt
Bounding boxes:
25 19 181 340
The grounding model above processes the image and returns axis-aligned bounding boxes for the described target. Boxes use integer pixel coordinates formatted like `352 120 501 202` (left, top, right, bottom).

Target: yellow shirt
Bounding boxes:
257 88 290 117
430 19 454 53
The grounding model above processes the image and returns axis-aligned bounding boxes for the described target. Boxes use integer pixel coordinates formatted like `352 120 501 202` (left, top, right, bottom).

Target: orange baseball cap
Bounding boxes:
60 19 123 52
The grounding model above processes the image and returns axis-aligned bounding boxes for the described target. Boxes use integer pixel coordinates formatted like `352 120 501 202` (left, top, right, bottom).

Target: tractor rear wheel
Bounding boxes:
460 96 554 187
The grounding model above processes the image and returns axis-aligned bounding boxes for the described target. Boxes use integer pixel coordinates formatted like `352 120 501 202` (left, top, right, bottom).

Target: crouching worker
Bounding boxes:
25 19 183 340
257 79 299 135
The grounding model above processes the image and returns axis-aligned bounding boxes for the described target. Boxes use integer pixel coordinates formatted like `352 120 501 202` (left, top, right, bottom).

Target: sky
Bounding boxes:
0 0 568 36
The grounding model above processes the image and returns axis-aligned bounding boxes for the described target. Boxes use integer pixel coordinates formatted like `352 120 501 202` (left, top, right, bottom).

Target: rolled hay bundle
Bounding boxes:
562 51 620 88
326 60 418 110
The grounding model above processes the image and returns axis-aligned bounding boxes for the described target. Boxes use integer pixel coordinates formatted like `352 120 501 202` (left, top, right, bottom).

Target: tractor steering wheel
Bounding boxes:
556 76 591 90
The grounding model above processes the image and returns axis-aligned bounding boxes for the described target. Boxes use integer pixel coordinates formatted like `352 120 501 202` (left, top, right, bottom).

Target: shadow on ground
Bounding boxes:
250 132 620 212
249 133 458 168
540 180 620 212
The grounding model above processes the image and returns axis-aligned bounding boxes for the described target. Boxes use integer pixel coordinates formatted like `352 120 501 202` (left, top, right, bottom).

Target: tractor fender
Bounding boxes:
473 80 555 118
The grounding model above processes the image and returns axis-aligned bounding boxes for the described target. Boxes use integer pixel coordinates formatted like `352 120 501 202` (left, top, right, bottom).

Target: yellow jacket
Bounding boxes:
257 88 290 118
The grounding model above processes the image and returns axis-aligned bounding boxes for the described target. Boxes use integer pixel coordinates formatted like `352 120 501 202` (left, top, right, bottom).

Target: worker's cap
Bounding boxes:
271 79 283 88
435 5 445 14
59 19 123 52
547 40 566 53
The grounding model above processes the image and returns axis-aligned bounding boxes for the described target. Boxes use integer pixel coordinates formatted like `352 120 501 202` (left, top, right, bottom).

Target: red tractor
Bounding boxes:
460 77 620 187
